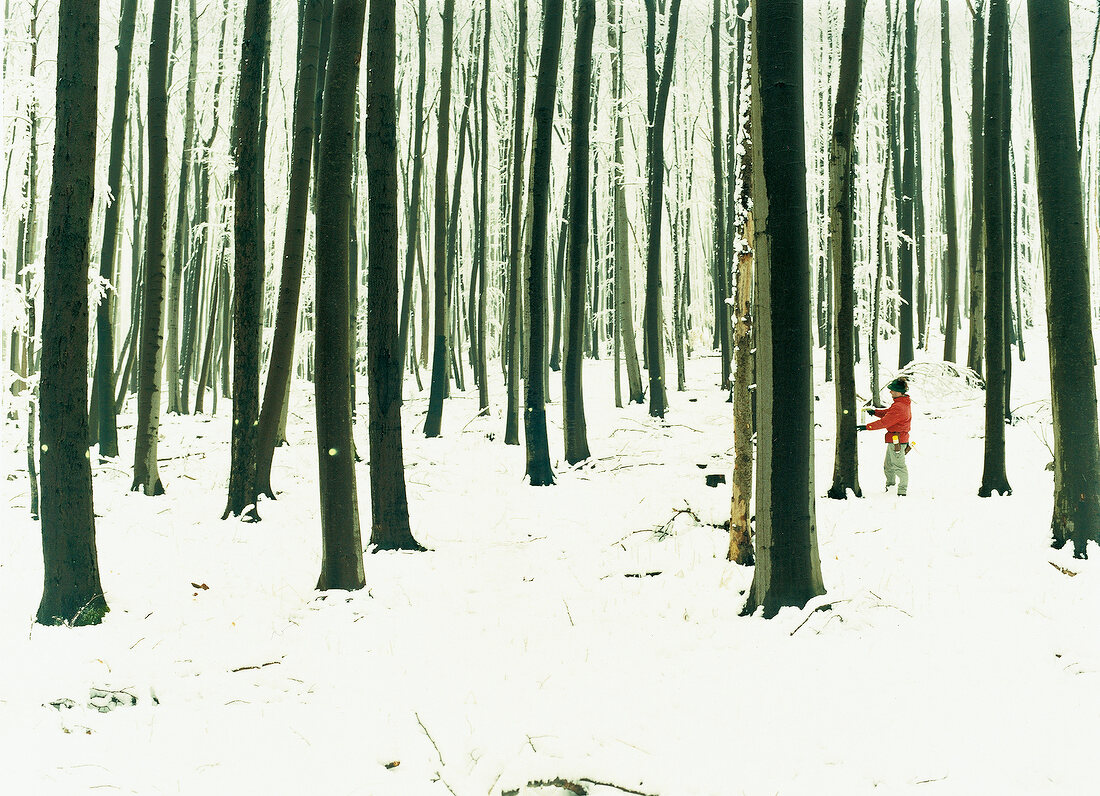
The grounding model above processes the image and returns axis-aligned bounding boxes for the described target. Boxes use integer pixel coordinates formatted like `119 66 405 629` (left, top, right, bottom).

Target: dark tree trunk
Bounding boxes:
967 0 986 375
423 0 456 438
523 0 564 485
977 0 1012 498
398 0 428 391
941 0 961 362
897 0 916 369
37 0 109 627
365 0 423 550
476 0 491 413
562 0 594 466
92 0 137 461
826 0 867 501
132 0 173 497
504 0 528 445
256 0 323 497
742 0 826 619
314 0 366 590
608 0 644 404
1026 0 1100 556
712 0 731 392
165 0 199 415
224 0 270 520
643 0 683 419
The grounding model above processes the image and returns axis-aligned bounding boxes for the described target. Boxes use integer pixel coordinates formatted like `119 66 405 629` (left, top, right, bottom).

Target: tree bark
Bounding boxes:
896 0 916 369
37 0 109 626
92 0 137 461
165 0 200 415
504 0 528 445
314 0 367 589
224 0 270 520
523 0 564 485
1027 0 1100 556
423 0 457 438
643 0 683 419
256 0 323 497
365 0 423 550
826 0 867 501
977 0 1012 498
742 0 826 618
966 0 986 375
712 0 731 393
132 0 174 497
941 0 961 362
563 0 594 466
398 0 428 392
609 0 643 404
476 0 491 413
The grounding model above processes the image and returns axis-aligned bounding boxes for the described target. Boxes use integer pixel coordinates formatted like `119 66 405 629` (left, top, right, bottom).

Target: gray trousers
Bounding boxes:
884 445 909 494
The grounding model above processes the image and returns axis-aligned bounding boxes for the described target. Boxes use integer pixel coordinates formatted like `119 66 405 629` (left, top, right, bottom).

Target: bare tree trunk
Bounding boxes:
37 0 109 626
742 0 826 618
92 0 137 460
132 0 174 497
523 0 564 485
941 0 961 362
1027 0 1100 556
423 0 457 438
966 0 986 375
643 0 683 419
365 0 423 551
223 0 270 520
563 0 594 466
826 0 867 501
256 0 323 497
977 0 1012 498
609 0 643 404
314 0 366 590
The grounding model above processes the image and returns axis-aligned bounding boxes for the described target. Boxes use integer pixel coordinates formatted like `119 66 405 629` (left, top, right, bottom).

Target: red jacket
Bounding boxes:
866 395 912 443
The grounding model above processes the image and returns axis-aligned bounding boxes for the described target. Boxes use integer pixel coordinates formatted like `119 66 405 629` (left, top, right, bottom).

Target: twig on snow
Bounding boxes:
579 777 657 796
1049 561 1078 577
789 599 849 636
229 660 282 673
415 711 446 767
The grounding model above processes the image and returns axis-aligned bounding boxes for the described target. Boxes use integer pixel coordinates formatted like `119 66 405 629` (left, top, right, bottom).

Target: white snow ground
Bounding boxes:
2 333 1099 796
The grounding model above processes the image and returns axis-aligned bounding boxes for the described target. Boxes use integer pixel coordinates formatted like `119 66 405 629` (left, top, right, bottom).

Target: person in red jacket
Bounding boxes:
858 377 912 496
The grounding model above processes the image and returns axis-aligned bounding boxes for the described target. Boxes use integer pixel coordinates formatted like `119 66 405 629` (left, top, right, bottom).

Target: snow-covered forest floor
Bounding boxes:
3 333 1099 795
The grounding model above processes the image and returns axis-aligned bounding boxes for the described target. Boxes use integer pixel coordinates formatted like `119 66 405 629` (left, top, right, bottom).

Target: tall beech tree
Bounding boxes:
132 0 174 496
314 0 366 589
940 0 961 362
742 0 826 618
475 0 491 414
1026 0 1100 556
977 0 1011 498
967 0 986 375
365 0 423 550
256 0 324 497
826 0 867 501
397 0 428 389
563 0 594 466
424 0 457 439
224 0 270 520
166 0 199 415
504 0 528 445
523 0 563 485
608 0 644 405
896 0 916 369
643 0 683 419
37 0 109 626
92 0 137 461
711 0 731 393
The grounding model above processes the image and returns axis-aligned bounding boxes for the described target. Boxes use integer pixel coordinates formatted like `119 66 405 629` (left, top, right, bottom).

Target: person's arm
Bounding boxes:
866 403 902 431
